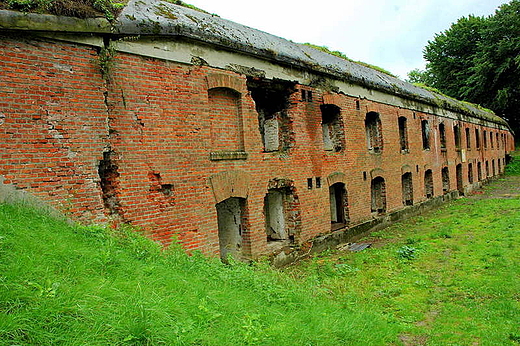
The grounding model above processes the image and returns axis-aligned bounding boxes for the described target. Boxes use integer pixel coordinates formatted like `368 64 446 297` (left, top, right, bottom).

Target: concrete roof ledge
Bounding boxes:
0 9 110 33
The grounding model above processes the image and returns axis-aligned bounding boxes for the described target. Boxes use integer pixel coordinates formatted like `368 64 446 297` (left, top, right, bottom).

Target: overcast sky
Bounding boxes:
188 0 507 79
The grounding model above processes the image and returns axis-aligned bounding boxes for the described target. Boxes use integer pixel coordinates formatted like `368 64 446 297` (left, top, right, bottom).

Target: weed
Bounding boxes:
396 245 417 260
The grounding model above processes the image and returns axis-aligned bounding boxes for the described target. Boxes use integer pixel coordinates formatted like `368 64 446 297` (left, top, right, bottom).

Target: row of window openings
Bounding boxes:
216 161 504 260
212 83 506 155
424 122 506 151
373 116 506 154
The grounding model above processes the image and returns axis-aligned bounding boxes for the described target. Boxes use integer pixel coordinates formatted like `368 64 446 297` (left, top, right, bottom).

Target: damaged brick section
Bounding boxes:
98 150 123 220
264 178 302 250
148 171 175 208
247 77 296 153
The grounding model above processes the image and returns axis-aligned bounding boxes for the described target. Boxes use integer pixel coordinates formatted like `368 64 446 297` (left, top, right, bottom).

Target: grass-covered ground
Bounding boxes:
1 154 519 345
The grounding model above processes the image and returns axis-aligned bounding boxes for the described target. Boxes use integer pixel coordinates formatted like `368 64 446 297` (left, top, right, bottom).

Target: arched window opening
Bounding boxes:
454 124 461 150
439 123 447 149
492 159 496 176
485 161 490 177
371 176 386 214
421 120 430 150
398 116 409 152
424 169 434 199
475 128 481 149
466 127 471 149
442 167 450 194
468 163 474 184
321 104 345 152
456 164 464 195
329 182 349 230
401 172 413 206
365 112 383 153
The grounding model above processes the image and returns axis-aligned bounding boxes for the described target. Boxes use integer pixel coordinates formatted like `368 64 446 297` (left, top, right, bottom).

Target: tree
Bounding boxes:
411 1 520 136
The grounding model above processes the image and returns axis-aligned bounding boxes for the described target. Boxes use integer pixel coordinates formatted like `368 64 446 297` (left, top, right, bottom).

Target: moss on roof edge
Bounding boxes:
0 7 510 129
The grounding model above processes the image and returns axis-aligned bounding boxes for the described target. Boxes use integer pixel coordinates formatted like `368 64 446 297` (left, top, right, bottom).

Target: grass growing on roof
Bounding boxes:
302 43 397 78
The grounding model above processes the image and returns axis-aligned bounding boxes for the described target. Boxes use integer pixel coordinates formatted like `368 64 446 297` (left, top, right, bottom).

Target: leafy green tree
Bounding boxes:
413 0 520 135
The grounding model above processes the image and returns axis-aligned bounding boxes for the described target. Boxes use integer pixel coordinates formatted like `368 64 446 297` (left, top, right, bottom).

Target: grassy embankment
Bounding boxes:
1 154 519 345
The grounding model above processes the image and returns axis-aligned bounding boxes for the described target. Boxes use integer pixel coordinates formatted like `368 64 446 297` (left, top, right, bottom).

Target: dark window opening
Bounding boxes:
439 123 446 149
484 130 488 149
398 116 409 152
421 120 430 150
490 132 494 148
424 169 434 199
456 164 464 195
247 77 296 152
355 99 360 110
468 163 474 184
366 112 383 153
486 161 489 177
316 177 321 188
477 162 482 181
454 124 461 150
498 159 502 173
363 171 367 181
401 172 413 206
371 176 386 215
329 182 349 230
466 127 471 149
492 159 496 176
307 178 313 189
475 128 481 149
442 167 450 194
321 104 345 152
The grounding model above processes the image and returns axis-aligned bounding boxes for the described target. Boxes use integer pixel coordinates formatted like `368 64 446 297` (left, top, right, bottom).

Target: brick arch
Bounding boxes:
401 164 413 174
322 92 343 107
369 168 385 180
206 73 244 94
327 172 346 186
209 170 251 204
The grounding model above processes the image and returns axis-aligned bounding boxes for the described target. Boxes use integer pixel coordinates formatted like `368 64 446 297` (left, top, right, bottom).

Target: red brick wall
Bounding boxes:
0 34 108 222
0 35 514 258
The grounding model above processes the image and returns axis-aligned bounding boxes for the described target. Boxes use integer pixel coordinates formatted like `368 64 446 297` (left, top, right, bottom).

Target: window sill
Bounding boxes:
210 151 248 161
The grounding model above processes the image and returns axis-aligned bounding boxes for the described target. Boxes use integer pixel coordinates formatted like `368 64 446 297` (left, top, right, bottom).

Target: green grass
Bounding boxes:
302 43 397 77
505 151 520 176
0 204 398 345
1 157 519 345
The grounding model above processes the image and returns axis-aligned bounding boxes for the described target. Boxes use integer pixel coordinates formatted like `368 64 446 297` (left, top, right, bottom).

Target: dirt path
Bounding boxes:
468 173 520 199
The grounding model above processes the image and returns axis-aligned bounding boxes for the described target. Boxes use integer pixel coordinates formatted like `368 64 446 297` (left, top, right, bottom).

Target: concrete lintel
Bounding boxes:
0 10 111 33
